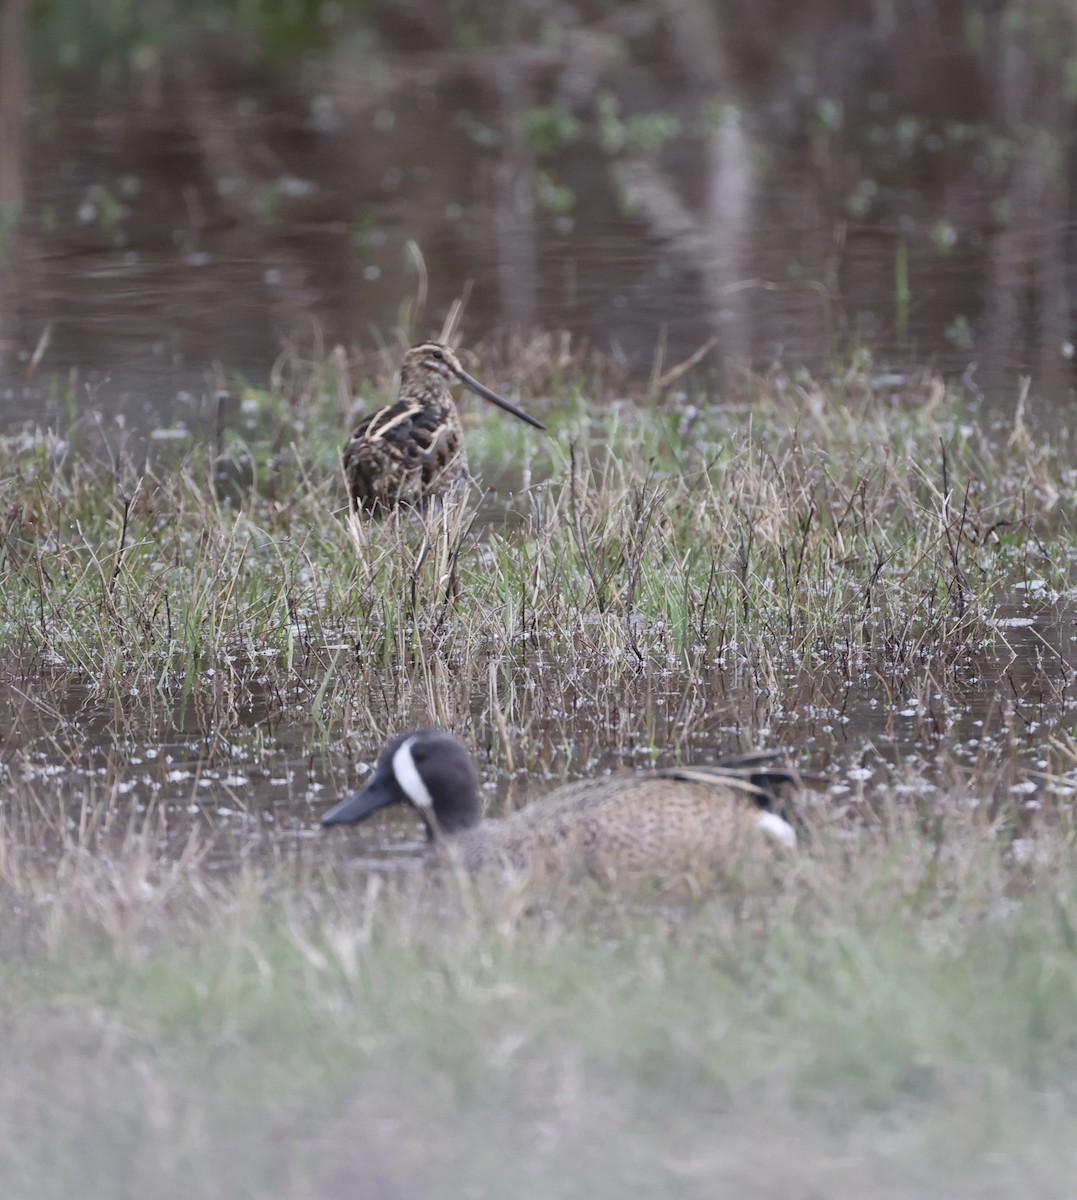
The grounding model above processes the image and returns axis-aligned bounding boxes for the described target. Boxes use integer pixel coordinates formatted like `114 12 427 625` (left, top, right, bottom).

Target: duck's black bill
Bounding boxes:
459 370 546 430
322 776 398 827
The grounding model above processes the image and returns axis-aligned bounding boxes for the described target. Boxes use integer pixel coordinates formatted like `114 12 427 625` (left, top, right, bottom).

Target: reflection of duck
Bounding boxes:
343 342 545 515
322 730 802 880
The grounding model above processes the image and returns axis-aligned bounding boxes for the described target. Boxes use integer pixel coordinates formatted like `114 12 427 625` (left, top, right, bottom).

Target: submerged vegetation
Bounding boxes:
2 339 1077 1194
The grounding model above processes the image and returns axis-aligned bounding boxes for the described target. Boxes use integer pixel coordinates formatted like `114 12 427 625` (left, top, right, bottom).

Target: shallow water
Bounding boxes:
3 585 1075 868
2 3 1077 431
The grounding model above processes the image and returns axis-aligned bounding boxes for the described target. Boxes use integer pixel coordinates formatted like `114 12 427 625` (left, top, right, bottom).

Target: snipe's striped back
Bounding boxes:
344 343 544 515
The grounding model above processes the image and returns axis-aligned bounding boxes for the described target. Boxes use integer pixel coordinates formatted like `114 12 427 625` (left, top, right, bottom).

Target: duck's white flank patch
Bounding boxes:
755 812 797 848
392 737 435 809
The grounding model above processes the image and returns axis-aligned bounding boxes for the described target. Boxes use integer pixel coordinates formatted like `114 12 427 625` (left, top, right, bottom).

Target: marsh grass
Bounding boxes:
3 342 1077 1194
2 345 1075 822
2 348 1071 759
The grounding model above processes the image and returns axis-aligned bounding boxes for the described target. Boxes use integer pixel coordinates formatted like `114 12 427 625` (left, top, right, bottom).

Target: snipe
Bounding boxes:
344 342 545 515
322 730 803 881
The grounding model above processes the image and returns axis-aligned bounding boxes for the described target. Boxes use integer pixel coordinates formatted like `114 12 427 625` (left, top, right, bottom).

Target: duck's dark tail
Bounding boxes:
662 751 809 841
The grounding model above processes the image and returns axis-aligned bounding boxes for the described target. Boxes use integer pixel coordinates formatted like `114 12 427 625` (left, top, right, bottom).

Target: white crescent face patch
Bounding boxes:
392 736 435 809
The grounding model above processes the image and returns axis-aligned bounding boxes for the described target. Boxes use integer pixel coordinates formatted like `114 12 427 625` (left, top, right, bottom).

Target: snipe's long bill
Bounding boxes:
343 342 545 516
322 729 804 882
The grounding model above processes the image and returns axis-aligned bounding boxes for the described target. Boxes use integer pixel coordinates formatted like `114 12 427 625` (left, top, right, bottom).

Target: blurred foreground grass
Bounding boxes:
2 799 1076 1198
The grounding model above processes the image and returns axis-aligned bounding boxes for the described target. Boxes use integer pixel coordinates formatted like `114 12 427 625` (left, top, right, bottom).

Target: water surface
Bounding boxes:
2 2 1076 428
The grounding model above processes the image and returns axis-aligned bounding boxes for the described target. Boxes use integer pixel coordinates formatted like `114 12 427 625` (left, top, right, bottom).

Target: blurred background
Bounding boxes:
1 0 1076 425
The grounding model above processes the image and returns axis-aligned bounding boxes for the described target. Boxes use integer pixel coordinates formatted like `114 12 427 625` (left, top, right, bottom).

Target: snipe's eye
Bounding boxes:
431 349 444 361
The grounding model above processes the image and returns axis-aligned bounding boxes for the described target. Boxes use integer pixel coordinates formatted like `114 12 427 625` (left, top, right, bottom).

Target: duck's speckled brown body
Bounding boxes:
322 731 803 882
446 762 801 880
344 343 544 515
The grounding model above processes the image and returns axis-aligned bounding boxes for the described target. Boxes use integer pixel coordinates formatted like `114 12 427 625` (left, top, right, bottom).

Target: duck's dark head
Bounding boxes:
400 342 545 431
321 729 481 839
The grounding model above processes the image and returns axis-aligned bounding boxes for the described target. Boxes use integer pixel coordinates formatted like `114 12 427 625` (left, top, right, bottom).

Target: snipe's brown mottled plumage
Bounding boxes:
321 730 803 881
343 342 545 515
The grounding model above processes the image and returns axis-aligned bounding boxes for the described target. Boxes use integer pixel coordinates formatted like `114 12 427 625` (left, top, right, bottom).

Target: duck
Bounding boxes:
321 729 803 881
343 342 545 515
